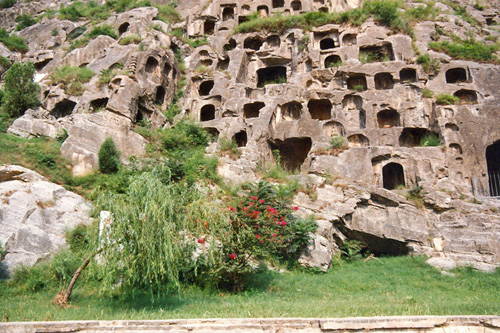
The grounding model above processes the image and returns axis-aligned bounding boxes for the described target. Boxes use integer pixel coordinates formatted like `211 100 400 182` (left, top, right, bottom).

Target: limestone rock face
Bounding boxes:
0 165 92 276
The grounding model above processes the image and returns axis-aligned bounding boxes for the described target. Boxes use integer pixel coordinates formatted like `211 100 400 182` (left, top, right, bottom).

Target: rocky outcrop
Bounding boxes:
0 165 92 276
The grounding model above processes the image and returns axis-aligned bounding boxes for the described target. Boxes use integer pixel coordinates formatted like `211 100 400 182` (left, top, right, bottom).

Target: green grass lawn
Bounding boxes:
1 256 499 322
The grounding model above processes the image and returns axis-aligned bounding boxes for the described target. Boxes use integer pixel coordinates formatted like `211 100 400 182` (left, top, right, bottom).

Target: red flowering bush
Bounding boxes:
196 181 317 292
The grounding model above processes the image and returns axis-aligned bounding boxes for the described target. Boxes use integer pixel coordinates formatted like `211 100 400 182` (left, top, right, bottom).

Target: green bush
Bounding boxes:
162 120 210 152
0 55 10 69
329 136 346 148
98 137 121 174
429 37 499 63
15 14 37 31
88 24 118 39
2 62 40 117
67 26 87 40
59 1 110 21
420 134 441 146
66 224 91 255
219 136 240 158
118 34 141 45
416 54 440 74
50 65 94 95
0 28 28 53
422 88 434 98
156 2 183 24
436 93 459 105
0 0 15 8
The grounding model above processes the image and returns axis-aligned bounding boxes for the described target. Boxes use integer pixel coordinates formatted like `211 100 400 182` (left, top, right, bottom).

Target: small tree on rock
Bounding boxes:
3 61 40 117
98 137 121 174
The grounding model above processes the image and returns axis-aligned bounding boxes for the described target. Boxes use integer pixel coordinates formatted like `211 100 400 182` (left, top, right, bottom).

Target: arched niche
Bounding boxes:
342 33 357 46
382 162 405 190
374 73 394 90
291 0 302 11
486 141 500 196
272 0 284 8
347 134 369 147
257 5 269 17
244 36 264 51
268 137 312 171
446 68 468 83
400 68 417 83
342 94 365 129
347 74 367 91
145 56 159 74
320 38 336 50
234 131 247 147
199 80 214 96
454 89 477 103
377 109 400 128
448 143 462 154
51 99 76 118
325 55 341 68
266 35 280 48
257 66 287 87
243 102 265 118
200 104 215 121
224 38 237 52
204 19 215 34
118 22 129 36
155 86 165 104
222 7 234 21
308 99 332 120
324 121 345 137
205 127 219 141
280 101 302 121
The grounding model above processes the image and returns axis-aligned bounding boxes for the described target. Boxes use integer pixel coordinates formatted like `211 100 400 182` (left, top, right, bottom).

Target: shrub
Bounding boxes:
429 37 499 63
59 1 110 21
422 88 434 98
340 240 365 262
162 120 210 152
156 2 183 24
0 28 28 53
0 55 10 69
219 136 240 159
2 62 40 117
407 185 423 199
88 24 118 39
0 0 15 8
330 136 346 148
118 34 141 45
98 65 125 86
185 37 208 48
98 137 121 174
50 65 94 95
420 134 441 146
436 93 459 105
15 14 37 31
416 54 440 74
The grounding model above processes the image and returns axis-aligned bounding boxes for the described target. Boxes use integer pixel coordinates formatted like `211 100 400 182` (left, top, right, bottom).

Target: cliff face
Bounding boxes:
2 0 500 271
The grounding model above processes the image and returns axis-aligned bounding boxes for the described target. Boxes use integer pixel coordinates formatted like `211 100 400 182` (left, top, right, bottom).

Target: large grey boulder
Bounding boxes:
0 165 92 276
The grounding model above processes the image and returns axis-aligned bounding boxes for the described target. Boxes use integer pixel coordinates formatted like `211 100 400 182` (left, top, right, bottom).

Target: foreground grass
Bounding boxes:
1 256 498 321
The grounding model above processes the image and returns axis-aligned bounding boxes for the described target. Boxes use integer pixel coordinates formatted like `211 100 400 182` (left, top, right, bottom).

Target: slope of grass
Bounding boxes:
1 256 499 321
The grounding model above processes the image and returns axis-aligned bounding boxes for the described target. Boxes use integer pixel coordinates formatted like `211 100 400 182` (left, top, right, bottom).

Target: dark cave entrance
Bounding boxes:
243 102 265 118
199 80 214 96
257 66 287 87
382 162 405 190
200 104 215 121
308 99 332 120
486 141 500 196
269 137 312 171
234 131 247 147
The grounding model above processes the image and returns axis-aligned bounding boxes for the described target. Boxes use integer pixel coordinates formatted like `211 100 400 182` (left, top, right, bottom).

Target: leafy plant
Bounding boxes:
15 14 37 31
59 1 110 21
416 54 440 74
422 88 434 98
329 136 345 148
118 34 141 45
98 65 124 86
407 185 423 199
219 136 241 159
0 0 15 8
0 28 28 53
359 51 390 63
50 65 94 95
429 37 499 63
156 2 183 24
87 24 118 39
98 137 121 174
420 134 441 146
435 94 459 105
353 84 365 92
340 240 365 262
2 62 40 117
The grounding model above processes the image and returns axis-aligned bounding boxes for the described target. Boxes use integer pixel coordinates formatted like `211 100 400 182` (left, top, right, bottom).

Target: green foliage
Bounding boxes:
436 93 459 105
340 240 365 262
420 134 441 146
422 88 434 98
59 1 110 21
2 62 40 117
151 23 164 33
185 37 208 48
0 0 15 9
118 34 141 45
407 185 423 199
15 14 37 31
67 26 86 40
329 136 345 148
98 137 121 174
87 24 118 39
0 55 10 69
50 65 94 95
162 120 210 152
0 28 28 53
219 136 241 158
359 51 390 63
353 84 365 92
98 64 125 86
66 224 91 255
416 54 440 74
429 37 500 63
156 2 183 24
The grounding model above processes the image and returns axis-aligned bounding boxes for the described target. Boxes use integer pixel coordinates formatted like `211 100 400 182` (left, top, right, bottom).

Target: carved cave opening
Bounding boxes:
486 141 500 196
347 74 367 91
90 98 108 112
383 162 405 190
280 101 302 121
374 73 394 90
347 134 369 147
118 22 129 35
445 123 459 131
155 86 165 104
145 56 158 74
200 104 215 121
257 66 287 87
454 89 477 103
446 68 468 83
217 58 229 70
308 99 332 120
342 33 357 46
377 109 400 128
199 80 214 96
400 68 417 83
325 54 341 68
343 94 365 129
224 38 237 52
257 5 269 17
163 62 172 76
51 99 76 118
399 128 437 147
272 0 284 8
244 102 265 118
320 38 336 50
205 127 219 141
359 43 394 62
269 137 312 171
222 7 234 21
204 19 215 34
324 121 345 137
266 35 280 48
244 36 264 51
34 58 51 71
449 143 462 154
291 0 302 11
234 130 248 147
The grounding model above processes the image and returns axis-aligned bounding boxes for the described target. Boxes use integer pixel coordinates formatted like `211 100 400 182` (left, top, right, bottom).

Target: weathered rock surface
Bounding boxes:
0 165 92 276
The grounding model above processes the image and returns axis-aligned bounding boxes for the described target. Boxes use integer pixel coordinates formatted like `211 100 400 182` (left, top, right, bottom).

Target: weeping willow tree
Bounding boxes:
56 165 228 304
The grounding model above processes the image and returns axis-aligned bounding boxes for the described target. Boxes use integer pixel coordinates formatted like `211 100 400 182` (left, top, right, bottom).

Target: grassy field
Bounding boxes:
1 256 499 322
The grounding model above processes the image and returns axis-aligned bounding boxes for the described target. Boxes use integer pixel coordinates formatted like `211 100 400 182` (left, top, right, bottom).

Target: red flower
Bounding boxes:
197 238 205 244
281 221 287 226
255 235 260 239
260 199 265 204
273 233 277 237
251 196 258 200
249 202 254 207
229 206 235 212
259 240 264 243
293 206 299 211
230 253 236 259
